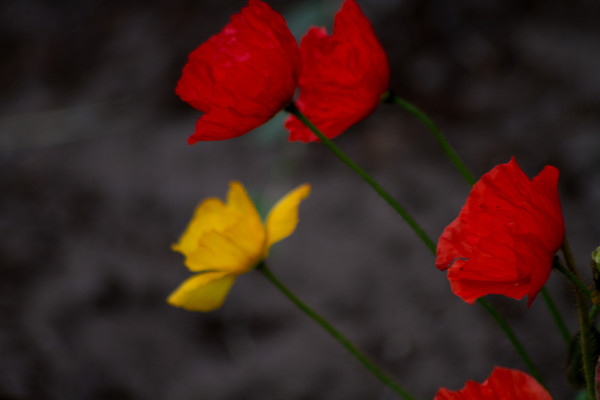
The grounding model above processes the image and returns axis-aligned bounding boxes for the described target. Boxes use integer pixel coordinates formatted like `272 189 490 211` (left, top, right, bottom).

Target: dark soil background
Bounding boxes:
2 0 600 399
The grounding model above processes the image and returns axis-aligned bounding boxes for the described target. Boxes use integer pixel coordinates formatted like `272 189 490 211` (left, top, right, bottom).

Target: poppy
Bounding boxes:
434 366 552 399
284 0 390 142
169 181 310 311
436 157 564 305
176 0 300 143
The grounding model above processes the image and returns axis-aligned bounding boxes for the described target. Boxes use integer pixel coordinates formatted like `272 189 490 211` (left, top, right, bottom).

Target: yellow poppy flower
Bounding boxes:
169 181 311 311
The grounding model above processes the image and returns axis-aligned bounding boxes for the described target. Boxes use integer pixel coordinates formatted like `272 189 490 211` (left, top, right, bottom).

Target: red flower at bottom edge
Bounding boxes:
284 0 389 142
434 367 552 399
436 157 565 306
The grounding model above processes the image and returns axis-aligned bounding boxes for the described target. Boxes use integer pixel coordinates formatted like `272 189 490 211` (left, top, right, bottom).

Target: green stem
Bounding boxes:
257 263 419 400
477 298 546 386
540 287 571 344
562 240 596 400
589 305 598 323
383 92 476 186
386 92 571 351
287 103 543 384
285 103 436 254
554 261 593 300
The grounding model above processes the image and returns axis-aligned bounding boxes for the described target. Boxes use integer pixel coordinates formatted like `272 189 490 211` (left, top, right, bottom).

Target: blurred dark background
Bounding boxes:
1 0 600 399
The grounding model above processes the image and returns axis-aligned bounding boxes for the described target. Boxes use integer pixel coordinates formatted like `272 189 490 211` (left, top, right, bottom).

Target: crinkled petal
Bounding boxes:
188 107 272 142
265 184 311 254
168 272 236 312
176 0 300 142
285 0 389 142
445 260 530 305
434 367 552 399
436 157 564 305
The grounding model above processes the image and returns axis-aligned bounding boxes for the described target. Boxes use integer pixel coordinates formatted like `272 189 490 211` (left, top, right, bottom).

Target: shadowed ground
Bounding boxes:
1 0 600 399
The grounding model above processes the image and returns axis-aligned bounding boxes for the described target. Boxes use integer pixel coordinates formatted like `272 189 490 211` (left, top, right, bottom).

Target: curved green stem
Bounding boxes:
287 103 543 384
477 298 546 386
257 263 419 400
540 287 571 344
285 103 436 253
383 92 476 186
562 240 596 400
554 261 592 300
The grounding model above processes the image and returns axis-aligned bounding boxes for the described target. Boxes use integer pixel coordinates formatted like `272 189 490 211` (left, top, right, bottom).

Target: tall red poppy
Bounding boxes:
434 367 552 399
284 0 390 142
176 0 300 143
436 157 564 306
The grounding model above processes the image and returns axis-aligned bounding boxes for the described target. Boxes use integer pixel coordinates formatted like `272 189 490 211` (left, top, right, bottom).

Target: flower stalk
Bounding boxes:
477 298 545 387
562 239 596 400
540 287 571 344
257 262 418 400
285 102 436 253
554 261 592 300
382 92 476 186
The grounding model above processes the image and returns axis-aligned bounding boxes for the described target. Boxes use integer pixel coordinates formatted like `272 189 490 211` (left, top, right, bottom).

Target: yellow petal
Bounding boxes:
172 182 266 274
172 197 234 256
224 181 266 262
227 181 262 224
184 227 264 273
264 184 311 254
167 272 236 312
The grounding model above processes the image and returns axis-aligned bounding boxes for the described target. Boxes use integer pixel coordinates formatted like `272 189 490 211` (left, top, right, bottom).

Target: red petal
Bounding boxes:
434 367 552 399
285 0 389 142
436 157 564 305
176 0 300 142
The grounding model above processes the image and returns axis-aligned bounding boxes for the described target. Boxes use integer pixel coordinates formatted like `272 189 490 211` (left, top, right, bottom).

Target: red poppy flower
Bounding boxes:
434 366 552 399
284 0 390 142
176 0 300 143
436 157 564 306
